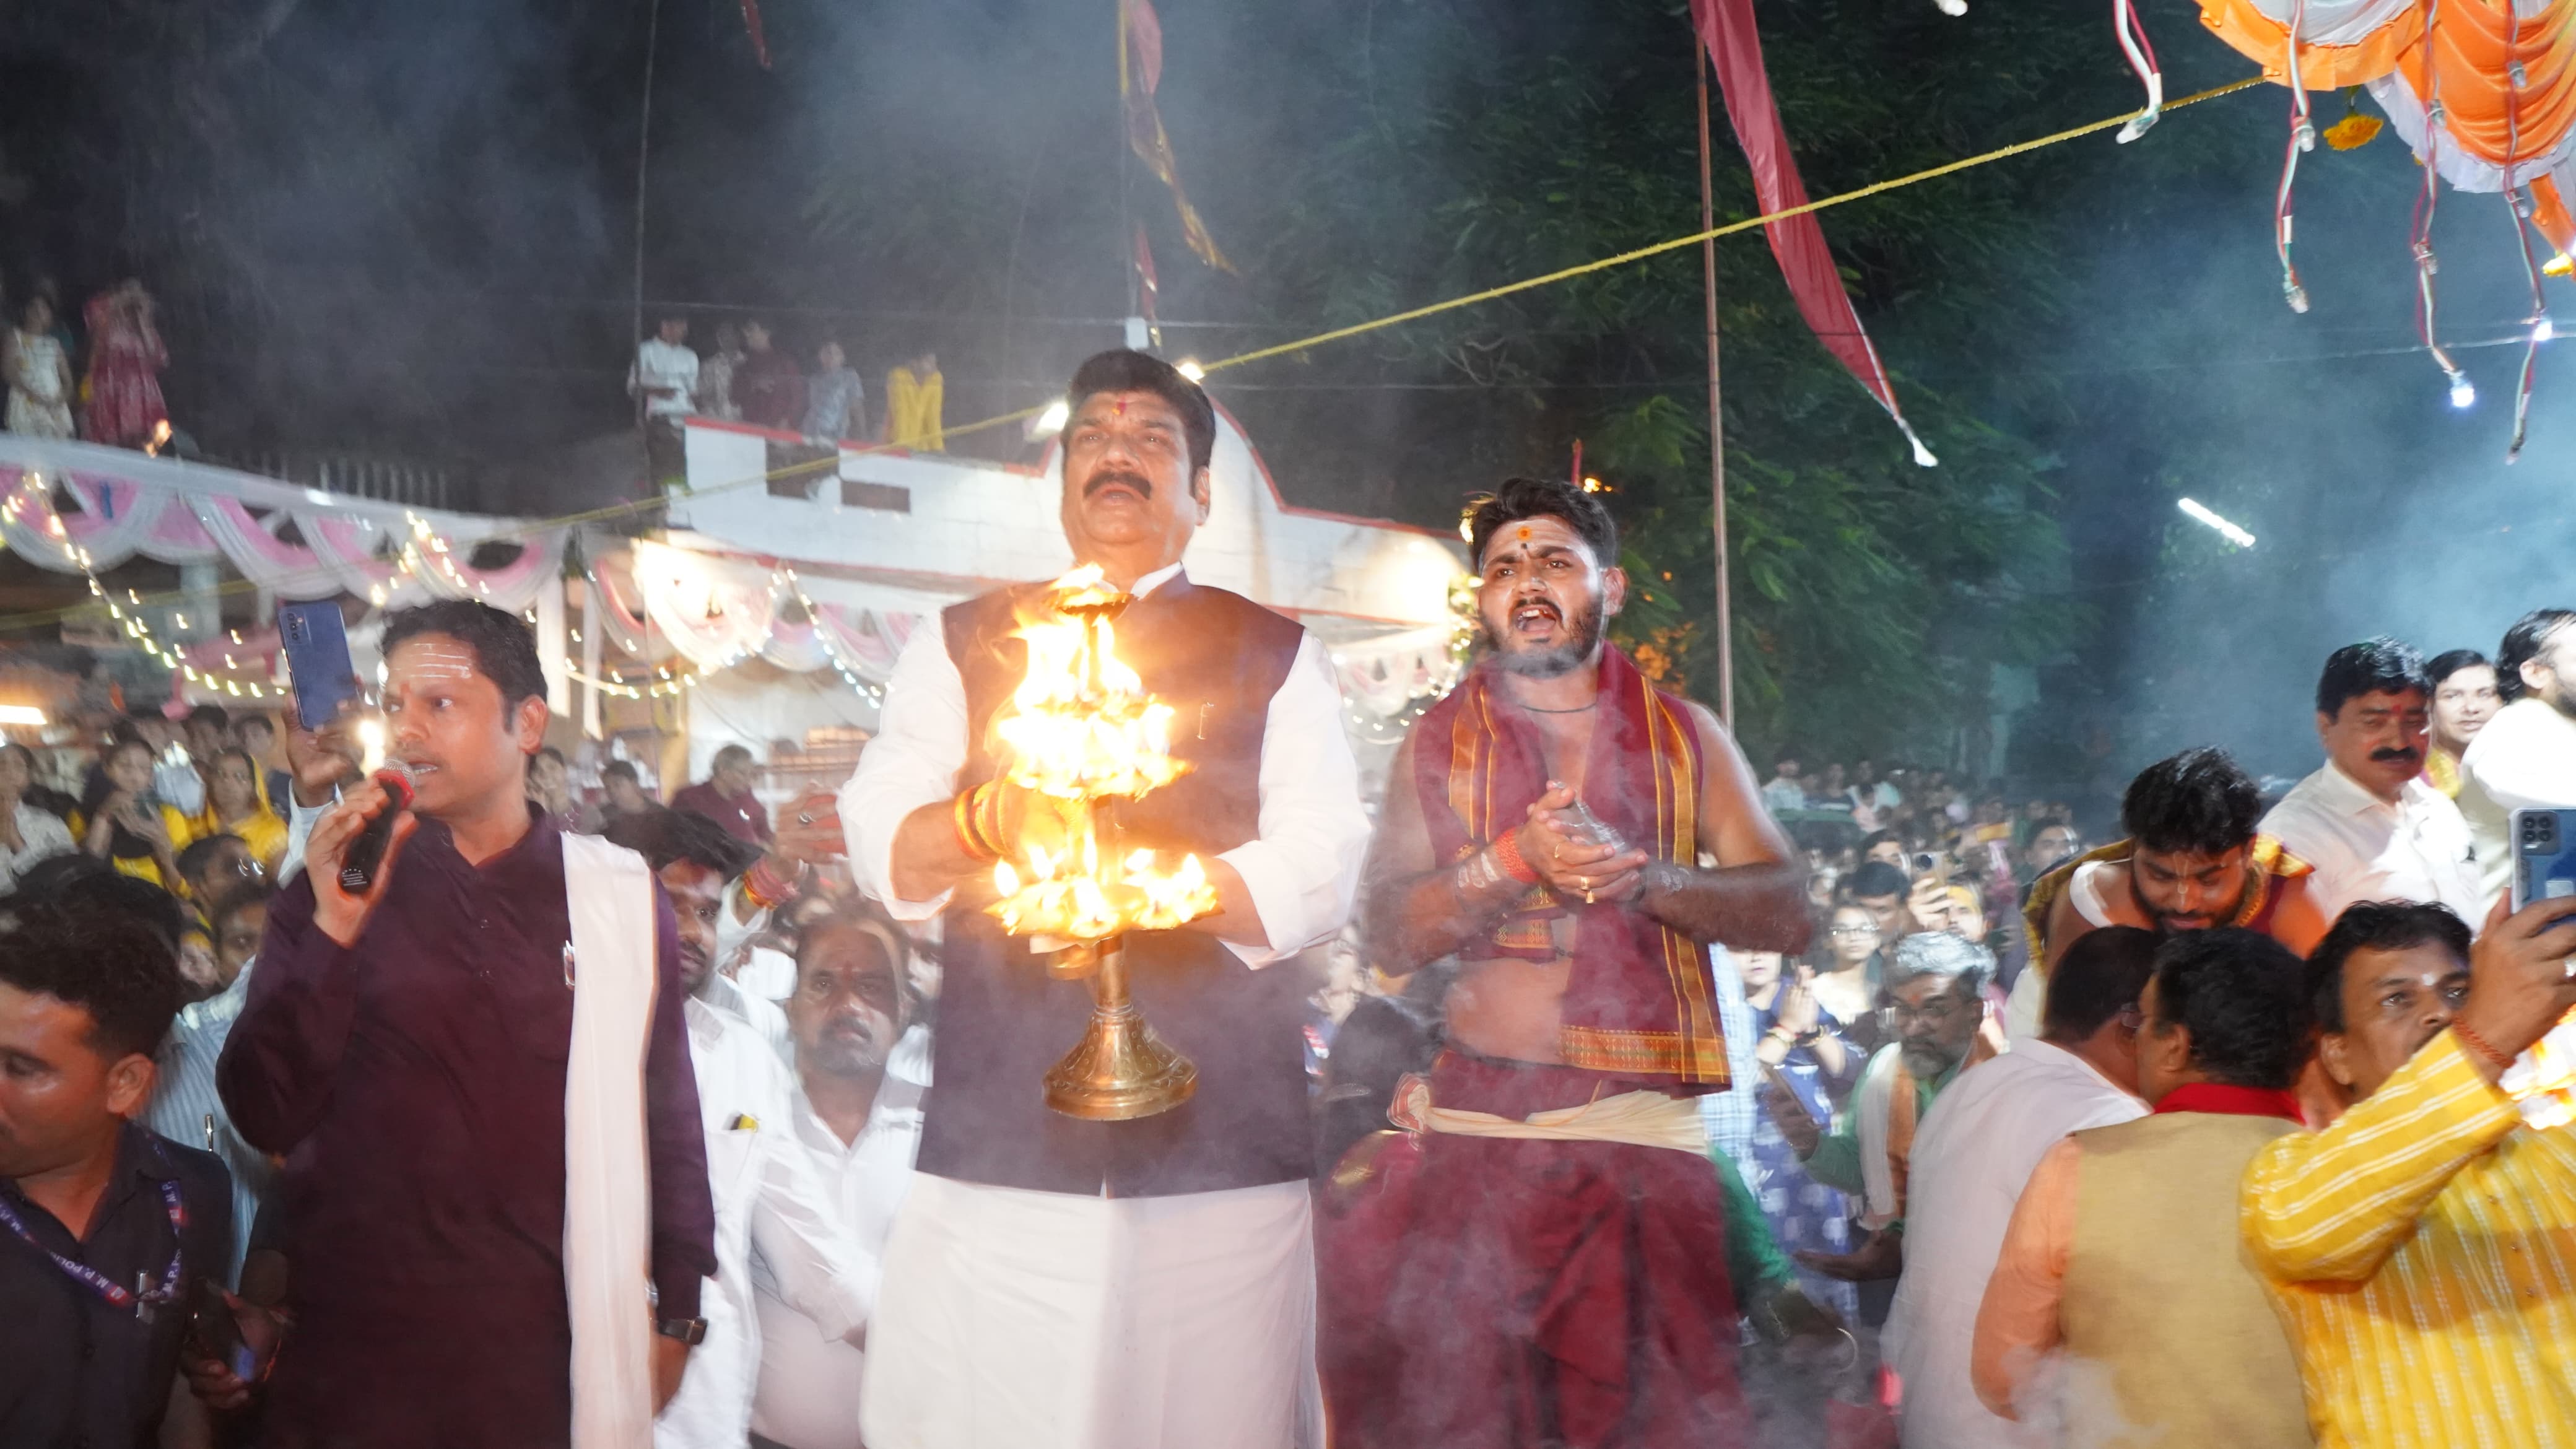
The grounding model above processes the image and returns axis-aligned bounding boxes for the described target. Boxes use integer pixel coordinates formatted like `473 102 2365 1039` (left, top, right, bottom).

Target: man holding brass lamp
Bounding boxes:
841 349 1370 1449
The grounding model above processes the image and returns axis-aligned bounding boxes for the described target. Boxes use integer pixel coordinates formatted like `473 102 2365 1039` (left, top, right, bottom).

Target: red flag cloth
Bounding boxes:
736 0 770 68
1318 1052 1751 1448
1689 0 1933 466
1121 0 1235 272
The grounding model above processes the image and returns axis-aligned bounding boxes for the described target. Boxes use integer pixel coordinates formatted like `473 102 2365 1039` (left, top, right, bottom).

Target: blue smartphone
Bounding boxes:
278 600 360 731
2510 807 2576 913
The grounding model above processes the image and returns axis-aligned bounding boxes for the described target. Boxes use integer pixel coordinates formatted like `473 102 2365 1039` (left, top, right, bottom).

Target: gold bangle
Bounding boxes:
952 788 999 863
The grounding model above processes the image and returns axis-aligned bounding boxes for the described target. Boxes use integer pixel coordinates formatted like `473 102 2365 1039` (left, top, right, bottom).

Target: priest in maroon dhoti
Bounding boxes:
1319 474 1820 1448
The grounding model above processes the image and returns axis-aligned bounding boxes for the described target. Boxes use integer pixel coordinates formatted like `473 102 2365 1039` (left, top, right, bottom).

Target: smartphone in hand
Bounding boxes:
189 1278 264 1385
279 601 360 732
2510 808 2576 913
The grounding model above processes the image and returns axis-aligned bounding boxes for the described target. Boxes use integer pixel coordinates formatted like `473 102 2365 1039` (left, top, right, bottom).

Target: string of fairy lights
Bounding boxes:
14 470 1442 737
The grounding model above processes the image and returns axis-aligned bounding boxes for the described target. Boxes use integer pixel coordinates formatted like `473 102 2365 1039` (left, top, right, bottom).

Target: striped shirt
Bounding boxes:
142 960 270 1285
1697 945 1760 1166
2243 1030 2576 1449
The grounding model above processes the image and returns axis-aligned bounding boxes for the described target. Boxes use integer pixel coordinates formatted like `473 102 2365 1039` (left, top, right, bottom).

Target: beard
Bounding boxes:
2130 869 2247 934
812 1017 893 1076
1481 592 1607 679
1900 1038 1965 1079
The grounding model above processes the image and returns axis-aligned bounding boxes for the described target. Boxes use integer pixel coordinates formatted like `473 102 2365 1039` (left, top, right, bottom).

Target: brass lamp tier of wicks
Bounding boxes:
985 568 1217 1121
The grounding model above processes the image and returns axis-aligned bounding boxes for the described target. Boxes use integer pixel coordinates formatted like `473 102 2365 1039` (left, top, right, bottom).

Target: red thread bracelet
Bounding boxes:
2451 1020 2516 1072
1490 829 1541 886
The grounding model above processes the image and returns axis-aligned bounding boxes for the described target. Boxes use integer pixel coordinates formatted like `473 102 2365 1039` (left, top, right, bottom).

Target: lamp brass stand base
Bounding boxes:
1043 936 1198 1120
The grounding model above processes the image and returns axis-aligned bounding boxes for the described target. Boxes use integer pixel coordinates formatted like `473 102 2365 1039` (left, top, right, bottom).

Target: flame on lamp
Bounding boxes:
986 566 1218 939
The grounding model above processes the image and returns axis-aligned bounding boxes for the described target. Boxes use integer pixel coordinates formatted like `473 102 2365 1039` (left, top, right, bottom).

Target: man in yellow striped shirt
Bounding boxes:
2243 895 2576 1449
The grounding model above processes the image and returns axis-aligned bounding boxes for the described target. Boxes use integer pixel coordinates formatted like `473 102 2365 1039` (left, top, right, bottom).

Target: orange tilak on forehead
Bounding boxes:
1113 398 1128 417
1516 525 1532 541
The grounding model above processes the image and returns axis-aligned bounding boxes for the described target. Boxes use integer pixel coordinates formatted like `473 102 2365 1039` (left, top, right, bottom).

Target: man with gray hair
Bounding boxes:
1769 930 1996 1282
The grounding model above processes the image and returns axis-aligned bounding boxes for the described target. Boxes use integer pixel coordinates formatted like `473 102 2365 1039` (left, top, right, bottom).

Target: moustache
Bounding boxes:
2370 746 2423 764
1083 469 1152 501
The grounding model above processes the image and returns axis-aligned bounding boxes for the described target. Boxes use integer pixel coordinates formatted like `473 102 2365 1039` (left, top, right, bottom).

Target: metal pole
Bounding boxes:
630 0 663 425
1118 1 1138 324
1695 43 1734 731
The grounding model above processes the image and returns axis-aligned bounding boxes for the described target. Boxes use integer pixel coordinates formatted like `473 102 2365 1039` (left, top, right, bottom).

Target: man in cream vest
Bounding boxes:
1972 928 2313 1447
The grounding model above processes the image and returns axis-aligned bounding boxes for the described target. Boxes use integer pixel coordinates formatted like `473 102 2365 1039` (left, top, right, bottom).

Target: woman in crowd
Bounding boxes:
184 747 288 874
75 736 181 888
1733 949 1862 1321
4 294 77 437
1812 902 1884 1055
0 742 77 890
81 277 170 447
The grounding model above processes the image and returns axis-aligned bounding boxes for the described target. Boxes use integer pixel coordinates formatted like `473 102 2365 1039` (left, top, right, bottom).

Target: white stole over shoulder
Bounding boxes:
561 832 662 1449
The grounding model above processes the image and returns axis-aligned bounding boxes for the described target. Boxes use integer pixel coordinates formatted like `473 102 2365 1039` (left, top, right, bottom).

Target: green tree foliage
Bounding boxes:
795 0 2287 762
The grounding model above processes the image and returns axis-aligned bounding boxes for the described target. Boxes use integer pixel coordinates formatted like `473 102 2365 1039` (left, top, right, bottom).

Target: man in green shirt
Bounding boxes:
1768 930 1992 1280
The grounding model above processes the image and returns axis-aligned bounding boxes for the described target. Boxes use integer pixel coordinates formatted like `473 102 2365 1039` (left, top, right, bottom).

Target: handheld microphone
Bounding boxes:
338 765 416 894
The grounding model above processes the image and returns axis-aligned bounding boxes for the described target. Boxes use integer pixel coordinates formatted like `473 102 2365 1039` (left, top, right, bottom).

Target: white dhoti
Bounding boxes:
859 1173 1322 1449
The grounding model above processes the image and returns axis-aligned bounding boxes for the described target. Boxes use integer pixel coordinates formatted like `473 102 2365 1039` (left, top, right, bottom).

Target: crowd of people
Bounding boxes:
629 314 946 488
2 344 2570 1449
1 272 174 449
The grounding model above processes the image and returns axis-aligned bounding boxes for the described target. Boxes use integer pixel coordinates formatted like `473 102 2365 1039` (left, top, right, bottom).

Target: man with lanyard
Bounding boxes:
220 600 716 1448
1319 474 1816 1446
2011 746 2330 1040
843 349 1370 1449
2 907 237 1448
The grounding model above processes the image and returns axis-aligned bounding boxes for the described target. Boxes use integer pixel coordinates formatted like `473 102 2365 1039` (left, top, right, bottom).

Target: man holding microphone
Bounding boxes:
219 601 716 1448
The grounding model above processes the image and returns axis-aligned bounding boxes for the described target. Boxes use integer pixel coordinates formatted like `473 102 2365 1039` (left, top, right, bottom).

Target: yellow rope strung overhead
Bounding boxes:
0 77 2263 633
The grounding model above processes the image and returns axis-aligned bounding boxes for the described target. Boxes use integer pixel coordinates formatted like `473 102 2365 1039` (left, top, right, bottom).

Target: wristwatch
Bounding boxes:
653 1316 708 1345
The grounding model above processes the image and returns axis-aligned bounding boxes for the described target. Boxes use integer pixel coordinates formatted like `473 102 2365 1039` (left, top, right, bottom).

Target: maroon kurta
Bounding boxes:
671 780 771 846
219 807 713 1449
1320 1052 1749 1449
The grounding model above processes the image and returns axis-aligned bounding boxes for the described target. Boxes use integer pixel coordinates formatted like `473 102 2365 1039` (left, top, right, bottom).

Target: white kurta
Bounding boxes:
839 564 1365 1449
657 998 874 1449
2457 694 2576 908
1883 1040 2144 1449
749 1064 926 1449
862 1173 1322 1449
2258 762 2482 925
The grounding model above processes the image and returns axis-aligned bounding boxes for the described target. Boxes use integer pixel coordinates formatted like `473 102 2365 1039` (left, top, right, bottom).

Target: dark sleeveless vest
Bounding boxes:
915 574 1313 1197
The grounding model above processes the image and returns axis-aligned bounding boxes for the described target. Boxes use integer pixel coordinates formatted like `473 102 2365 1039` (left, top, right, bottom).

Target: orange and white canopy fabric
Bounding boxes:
2200 0 2576 249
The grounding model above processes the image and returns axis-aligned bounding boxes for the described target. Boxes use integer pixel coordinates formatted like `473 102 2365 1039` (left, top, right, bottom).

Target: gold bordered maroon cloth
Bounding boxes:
1411 646 1728 1086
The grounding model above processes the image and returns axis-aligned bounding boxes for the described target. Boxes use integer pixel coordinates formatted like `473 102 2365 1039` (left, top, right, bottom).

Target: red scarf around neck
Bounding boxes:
1412 646 1728 1086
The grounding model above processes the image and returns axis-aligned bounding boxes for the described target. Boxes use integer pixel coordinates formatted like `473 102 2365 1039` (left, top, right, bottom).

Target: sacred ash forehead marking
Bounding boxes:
387 637 482 684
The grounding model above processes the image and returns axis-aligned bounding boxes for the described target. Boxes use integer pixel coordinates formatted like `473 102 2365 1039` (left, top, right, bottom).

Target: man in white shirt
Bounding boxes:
2458 606 2576 910
629 315 700 490
749 899 926 1449
1882 926 2154 1449
842 349 1369 1449
1761 752 1809 813
2260 637 2482 925
602 809 880 1449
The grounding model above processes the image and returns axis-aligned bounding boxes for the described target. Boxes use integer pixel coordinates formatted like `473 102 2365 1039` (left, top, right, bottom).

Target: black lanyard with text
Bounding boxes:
0 1178 188 1321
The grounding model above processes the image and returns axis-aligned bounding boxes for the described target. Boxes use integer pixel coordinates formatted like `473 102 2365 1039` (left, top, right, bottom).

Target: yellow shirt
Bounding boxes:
885 365 944 451
183 806 290 877
2243 1031 2576 1449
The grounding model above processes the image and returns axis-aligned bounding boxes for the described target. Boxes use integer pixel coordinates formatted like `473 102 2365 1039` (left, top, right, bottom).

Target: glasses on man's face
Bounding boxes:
1883 997 1968 1029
